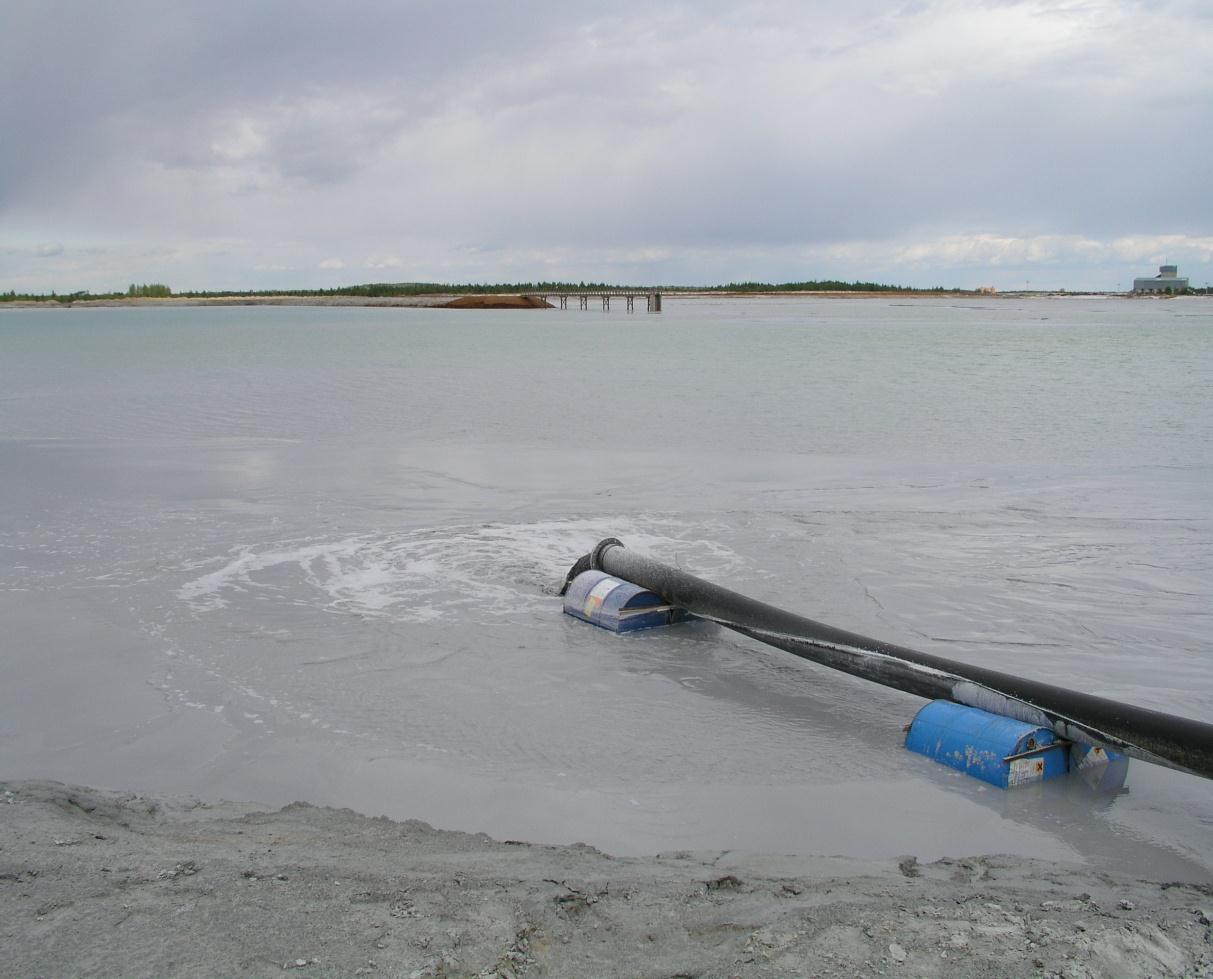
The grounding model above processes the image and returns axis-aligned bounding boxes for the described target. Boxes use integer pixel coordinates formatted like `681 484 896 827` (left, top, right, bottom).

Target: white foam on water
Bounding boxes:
176 517 749 624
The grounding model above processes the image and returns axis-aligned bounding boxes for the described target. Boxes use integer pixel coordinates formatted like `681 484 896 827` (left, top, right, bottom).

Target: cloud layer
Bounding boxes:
3 0 1211 290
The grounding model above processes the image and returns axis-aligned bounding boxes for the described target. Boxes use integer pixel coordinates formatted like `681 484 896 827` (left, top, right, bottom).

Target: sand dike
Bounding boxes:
442 295 554 309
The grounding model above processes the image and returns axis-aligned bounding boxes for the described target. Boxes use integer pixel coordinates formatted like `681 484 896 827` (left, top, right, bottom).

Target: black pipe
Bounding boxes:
569 538 1213 780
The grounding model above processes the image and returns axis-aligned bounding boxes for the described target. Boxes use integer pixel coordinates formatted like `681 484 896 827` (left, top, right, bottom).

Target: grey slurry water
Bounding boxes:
1 297 1210 878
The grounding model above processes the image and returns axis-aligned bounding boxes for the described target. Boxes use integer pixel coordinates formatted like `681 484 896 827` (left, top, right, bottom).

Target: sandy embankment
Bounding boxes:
441 295 553 309
1 294 553 310
2 781 1209 978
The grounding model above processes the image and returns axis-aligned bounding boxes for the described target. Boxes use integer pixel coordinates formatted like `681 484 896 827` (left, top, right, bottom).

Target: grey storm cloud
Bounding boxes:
2 0 1211 289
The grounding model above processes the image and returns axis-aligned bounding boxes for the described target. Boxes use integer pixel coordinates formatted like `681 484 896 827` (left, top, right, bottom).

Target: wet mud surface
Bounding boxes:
3 781 1211 978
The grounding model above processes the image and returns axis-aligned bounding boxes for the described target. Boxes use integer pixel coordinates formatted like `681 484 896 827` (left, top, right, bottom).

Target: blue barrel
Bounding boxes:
905 700 1069 788
562 570 692 633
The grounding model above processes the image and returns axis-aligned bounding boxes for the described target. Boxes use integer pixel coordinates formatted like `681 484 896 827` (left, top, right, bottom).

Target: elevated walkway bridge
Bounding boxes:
525 289 662 312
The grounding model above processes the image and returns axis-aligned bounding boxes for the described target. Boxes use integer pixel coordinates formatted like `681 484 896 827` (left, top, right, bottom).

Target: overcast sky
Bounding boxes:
2 0 1210 291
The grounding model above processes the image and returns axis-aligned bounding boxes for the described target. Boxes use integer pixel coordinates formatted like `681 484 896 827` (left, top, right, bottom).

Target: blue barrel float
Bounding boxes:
905 700 1071 788
562 567 1127 789
563 570 694 633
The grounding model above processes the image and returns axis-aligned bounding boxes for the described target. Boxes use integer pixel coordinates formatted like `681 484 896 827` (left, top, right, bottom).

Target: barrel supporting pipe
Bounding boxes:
569 538 1213 780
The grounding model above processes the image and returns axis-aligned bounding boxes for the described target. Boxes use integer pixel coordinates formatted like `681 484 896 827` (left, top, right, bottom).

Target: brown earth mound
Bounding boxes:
442 294 553 309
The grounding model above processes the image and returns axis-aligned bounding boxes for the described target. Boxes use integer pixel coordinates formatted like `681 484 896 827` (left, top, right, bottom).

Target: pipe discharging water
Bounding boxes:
562 538 1213 781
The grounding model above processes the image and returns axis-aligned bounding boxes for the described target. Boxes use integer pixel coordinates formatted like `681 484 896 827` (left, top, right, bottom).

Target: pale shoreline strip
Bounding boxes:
1 779 1209 978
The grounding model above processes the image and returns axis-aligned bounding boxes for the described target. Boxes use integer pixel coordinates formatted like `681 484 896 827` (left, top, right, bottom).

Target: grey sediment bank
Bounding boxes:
2 780 1211 978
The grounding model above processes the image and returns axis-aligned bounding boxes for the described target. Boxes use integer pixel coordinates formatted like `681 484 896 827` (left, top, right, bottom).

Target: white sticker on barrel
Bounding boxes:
1007 756 1047 787
584 577 624 618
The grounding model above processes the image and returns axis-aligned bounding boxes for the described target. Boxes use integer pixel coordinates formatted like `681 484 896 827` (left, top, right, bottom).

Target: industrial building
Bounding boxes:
1133 265 1189 294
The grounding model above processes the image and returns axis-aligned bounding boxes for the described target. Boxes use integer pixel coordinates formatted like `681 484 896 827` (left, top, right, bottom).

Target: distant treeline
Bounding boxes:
127 283 171 297
8 280 1201 302
302 282 632 297
707 280 926 293
1 289 116 303
1 283 173 302
230 280 939 296
3 279 949 302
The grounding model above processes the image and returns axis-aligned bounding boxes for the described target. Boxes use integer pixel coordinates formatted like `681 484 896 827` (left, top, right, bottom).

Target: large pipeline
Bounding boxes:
564 538 1213 780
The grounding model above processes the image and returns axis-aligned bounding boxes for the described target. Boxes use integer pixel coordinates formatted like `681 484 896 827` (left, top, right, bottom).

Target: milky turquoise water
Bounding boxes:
2 297 1210 878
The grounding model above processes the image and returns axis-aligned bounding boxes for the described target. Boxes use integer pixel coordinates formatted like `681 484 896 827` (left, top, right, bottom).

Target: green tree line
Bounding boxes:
5 279 1083 303
127 283 172 298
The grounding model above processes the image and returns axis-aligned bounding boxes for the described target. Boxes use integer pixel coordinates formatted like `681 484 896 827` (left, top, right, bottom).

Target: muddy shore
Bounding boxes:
1 295 464 310
1 290 1130 311
1 293 558 310
2 780 1209 978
